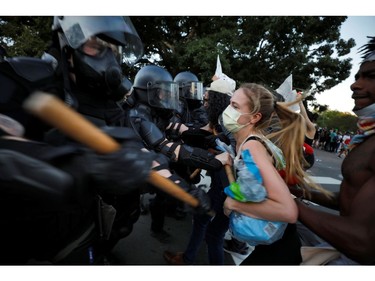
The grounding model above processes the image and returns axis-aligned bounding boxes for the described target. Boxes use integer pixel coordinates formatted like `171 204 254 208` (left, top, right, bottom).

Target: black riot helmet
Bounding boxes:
133 65 179 111
174 71 204 101
52 16 143 100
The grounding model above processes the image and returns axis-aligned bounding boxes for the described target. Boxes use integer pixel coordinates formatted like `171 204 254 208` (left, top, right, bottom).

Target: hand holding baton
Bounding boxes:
23 91 200 208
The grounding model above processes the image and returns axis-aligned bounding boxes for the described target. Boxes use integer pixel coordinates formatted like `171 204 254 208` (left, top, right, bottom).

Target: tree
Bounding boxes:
316 110 358 132
130 17 354 92
1 16 355 107
0 16 52 58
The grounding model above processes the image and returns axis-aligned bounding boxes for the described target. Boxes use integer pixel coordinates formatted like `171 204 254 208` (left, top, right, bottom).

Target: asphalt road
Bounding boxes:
109 147 344 265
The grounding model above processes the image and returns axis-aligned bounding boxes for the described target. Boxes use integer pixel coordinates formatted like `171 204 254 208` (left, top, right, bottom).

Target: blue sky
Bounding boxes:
315 16 375 113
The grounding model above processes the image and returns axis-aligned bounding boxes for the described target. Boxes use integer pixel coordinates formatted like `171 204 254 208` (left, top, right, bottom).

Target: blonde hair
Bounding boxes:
239 83 331 199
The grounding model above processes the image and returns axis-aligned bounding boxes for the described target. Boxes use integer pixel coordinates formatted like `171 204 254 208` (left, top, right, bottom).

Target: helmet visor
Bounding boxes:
56 16 143 66
181 81 204 100
148 82 179 110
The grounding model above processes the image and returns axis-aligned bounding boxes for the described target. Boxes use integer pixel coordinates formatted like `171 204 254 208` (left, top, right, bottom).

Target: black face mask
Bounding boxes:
72 48 125 100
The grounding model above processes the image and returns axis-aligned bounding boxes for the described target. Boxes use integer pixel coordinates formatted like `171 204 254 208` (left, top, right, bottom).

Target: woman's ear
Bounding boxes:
250 112 262 124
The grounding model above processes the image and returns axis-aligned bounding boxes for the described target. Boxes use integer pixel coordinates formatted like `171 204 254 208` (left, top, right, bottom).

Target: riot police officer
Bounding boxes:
173 71 208 128
125 64 230 242
0 16 155 264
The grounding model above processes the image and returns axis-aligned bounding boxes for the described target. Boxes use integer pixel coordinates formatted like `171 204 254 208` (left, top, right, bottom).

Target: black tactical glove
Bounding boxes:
204 132 230 150
90 147 154 195
167 174 211 215
187 186 212 215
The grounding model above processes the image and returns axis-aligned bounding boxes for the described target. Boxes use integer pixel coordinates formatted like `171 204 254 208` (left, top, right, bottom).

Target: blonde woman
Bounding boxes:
222 83 330 265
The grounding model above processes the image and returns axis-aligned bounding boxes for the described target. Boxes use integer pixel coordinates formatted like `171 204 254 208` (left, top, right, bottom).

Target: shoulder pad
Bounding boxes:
5 57 55 82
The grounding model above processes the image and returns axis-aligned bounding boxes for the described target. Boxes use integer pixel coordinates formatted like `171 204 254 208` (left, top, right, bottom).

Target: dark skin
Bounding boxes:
295 60 375 265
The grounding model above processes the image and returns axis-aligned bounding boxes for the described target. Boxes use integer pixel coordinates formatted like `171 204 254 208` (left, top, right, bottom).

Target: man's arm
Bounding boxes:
296 175 375 264
289 185 339 210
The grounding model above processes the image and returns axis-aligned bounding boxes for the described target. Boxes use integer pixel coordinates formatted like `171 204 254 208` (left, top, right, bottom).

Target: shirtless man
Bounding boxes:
295 36 375 265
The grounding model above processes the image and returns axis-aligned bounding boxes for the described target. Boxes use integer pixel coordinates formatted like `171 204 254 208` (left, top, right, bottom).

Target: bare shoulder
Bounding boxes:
242 139 273 164
242 138 268 153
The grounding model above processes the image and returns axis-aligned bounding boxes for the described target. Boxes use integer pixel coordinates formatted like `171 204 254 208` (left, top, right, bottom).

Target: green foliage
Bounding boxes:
1 16 356 110
0 16 52 58
131 16 355 95
316 110 358 132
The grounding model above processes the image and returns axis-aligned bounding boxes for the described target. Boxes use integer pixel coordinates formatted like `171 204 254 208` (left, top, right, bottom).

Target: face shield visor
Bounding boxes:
55 16 143 66
147 82 179 110
180 81 204 100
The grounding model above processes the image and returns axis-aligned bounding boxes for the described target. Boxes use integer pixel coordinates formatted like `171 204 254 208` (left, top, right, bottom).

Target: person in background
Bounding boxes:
163 76 235 265
298 95 316 169
329 129 338 152
337 131 351 158
173 71 208 129
166 71 208 218
312 127 321 148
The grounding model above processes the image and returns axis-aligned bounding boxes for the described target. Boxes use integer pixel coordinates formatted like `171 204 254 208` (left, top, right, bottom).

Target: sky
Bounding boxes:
314 16 375 113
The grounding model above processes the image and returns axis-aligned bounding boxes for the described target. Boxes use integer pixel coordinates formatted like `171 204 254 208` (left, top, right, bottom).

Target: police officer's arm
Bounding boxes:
139 120 229 170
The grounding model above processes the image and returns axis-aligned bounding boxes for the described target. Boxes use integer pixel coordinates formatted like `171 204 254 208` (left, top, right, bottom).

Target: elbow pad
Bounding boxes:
139 121 178 161
139 120 165 148
178 144 222 170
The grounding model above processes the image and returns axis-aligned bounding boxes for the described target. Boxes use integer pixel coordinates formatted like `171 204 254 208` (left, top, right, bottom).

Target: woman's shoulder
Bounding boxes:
241 136 272 159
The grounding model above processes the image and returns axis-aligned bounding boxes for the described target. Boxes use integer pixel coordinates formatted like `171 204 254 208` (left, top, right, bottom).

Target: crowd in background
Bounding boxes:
312 127 355 158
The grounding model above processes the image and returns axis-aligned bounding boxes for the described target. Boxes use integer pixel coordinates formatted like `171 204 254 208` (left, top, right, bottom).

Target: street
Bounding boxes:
109 148 344 265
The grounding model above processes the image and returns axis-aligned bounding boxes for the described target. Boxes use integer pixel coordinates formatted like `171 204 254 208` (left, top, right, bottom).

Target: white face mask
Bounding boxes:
222 105 250 133
353 103 375 118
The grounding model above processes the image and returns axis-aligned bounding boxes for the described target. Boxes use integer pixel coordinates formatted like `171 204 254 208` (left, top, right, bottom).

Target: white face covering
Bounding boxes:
353 103 375 118
222 105 250 133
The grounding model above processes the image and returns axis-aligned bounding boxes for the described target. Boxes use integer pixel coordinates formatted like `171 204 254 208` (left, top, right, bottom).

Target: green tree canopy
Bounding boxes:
1 16 356 108
130 17 355 94
316 110 358 133
0 16 52 58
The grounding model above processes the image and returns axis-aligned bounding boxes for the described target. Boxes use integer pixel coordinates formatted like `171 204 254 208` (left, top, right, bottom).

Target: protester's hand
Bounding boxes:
215 151 232 166
223 197 236 217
